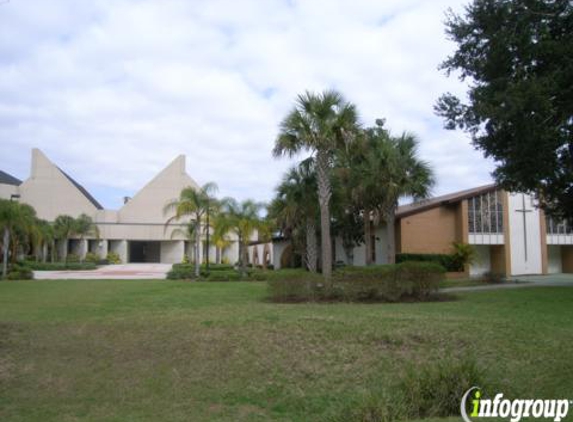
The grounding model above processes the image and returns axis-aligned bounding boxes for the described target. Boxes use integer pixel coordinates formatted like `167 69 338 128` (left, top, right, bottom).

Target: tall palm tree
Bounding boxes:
273 90 359 281
273 159 319 272
214 198 265 276
377 131 435 264
74 213 99 262
34 219 55 263
53 215 76 263
164 182 218 278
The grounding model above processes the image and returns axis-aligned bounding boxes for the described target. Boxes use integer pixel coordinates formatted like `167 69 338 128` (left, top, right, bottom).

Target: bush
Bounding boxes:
267 270 323 302
84 252 100 264
267 263 446 303
167 263 196 280
6 263 34 280
396 253 462 272
19 261 97 271
106 252 121 264
66 253 80 263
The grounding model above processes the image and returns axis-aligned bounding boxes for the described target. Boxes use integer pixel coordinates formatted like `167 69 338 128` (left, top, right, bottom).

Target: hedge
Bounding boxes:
166 263 267 281
396 253 463 272
19 261 97 271
267 262 446 303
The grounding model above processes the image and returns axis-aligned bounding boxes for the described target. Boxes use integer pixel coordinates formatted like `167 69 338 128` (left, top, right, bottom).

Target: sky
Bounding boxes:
0 0 496 210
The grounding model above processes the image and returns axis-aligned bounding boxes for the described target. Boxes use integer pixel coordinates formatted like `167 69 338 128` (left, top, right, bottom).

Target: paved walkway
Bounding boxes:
442 273 573 293
34 264 173 280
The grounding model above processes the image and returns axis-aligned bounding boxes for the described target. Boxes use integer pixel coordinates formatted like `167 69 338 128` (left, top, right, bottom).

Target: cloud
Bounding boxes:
0 0 495 209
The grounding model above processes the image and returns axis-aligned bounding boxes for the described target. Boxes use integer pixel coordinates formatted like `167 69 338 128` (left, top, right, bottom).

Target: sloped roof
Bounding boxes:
0 170 22 186
396 184 498 219
57 167 104 210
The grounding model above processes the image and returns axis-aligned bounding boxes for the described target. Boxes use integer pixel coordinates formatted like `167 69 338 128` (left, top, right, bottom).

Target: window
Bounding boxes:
546 216 573 235
468 190 504 233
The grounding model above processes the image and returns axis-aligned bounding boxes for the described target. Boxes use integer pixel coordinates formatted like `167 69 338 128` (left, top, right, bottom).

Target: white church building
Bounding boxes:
0 149 240 264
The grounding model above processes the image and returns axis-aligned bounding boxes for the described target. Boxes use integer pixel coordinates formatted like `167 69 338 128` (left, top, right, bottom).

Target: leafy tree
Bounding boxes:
164 182 219 278
435 0 573 219
273 90 359 281
214 198 265 276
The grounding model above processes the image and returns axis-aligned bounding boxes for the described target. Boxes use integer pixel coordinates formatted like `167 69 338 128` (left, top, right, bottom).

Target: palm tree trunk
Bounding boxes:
384 205 397 265
315 151 333 282
194 222 201 278
240 239 248 276
305 217 318 273
364 208 373 266
2 228 10 278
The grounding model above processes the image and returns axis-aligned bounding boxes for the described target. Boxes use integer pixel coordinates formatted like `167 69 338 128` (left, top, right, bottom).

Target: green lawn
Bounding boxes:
0 280 572 422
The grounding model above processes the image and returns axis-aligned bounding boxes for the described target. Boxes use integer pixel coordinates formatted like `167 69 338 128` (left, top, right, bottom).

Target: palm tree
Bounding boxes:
169 221 197 263
53 215 76 262
73 213 99 262
377 131 435 264
214 198 265 276
273 90 359 281
34 219 55 263
273 160 319 272
0 199 23 278
164 182 218 278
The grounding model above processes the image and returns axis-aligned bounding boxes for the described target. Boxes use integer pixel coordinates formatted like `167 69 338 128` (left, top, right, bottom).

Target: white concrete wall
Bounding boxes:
469 245 491 276
19 149 100 221
109 240 127 263
548 245 562 274
507 193 542 275
160 241 184 264
0 184 18 200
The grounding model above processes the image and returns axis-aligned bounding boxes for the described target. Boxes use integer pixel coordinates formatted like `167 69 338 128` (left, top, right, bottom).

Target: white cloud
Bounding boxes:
0 0 495 209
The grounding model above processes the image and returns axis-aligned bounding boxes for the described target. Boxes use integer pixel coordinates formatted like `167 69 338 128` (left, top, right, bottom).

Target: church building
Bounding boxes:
0 149 239 264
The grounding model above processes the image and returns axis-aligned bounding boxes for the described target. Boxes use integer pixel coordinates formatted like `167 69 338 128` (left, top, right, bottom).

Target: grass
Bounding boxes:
0 280 572 422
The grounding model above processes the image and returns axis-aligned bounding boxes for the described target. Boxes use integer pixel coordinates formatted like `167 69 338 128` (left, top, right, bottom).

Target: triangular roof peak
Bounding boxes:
119 154 200 222
30 148 103 210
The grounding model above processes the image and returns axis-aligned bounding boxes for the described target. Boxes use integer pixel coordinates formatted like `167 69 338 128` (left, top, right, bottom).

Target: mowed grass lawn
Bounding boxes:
0 280 572 422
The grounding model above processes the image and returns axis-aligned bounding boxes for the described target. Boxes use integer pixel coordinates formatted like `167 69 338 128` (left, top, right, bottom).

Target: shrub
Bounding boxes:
19 261 96 271
66 253 80 263
166 263 196 280
84 252 100 264
106 252 121 264
6 263 34 280
267 263 446 303
200 264 234 272
267 271 323 302
204 271 242 282
397 253 462 272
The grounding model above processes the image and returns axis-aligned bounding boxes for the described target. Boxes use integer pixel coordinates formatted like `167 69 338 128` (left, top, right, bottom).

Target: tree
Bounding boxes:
53 215 76 262
214 198 265 276
0 200 22 278
273 159 319 272
73 213 99 262
273 90 359 282
435 0 573 219
377 131 435 264
164 182 219 278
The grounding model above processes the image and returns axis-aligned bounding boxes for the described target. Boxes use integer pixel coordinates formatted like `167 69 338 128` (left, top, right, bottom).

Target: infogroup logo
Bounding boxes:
461 387 570 422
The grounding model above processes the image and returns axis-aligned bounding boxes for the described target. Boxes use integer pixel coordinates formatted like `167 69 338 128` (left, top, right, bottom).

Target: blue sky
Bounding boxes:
0 0 495 209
